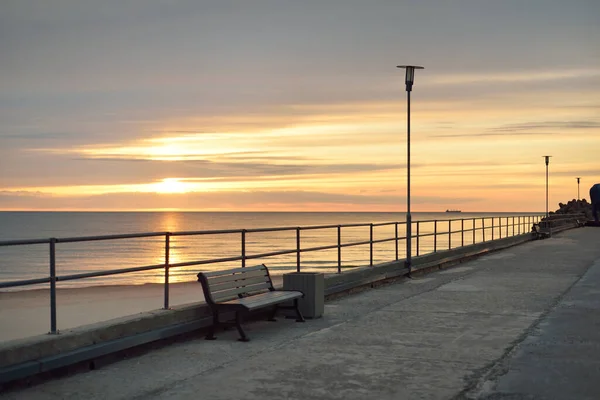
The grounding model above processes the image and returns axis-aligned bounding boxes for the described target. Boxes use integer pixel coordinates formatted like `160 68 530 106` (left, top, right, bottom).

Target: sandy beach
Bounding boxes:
0 276 287 343
0 281 203 343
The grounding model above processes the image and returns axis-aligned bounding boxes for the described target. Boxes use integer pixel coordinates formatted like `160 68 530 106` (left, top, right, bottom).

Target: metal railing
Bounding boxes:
0 214 543 334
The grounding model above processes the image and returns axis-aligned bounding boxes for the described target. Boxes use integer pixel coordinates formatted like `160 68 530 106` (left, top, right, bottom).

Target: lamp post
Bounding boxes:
543 156 552 217
397 65 424 276
576 177 581 200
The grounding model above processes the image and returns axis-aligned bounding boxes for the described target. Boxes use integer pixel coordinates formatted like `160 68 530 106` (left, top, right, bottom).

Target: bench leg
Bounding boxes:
294 299 305 322
205 310 218 340
268 305 278 322
235 311 250 342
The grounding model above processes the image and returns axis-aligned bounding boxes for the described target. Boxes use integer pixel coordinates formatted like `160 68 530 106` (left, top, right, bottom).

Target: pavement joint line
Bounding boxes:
301 322 350 338
295 349 488 367
454 254 600 400
131 336 297 400
374 309 538 317
127 324 336 400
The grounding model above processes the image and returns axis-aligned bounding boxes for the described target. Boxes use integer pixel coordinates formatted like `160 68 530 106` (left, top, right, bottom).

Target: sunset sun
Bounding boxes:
154 178 188 194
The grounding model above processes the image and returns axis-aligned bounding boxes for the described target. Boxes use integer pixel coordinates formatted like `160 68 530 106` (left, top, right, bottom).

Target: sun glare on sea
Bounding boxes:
154 178 188 194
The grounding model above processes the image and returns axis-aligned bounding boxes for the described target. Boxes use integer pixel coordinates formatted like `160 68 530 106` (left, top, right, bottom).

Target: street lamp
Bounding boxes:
397 65 424 276
576 177 581 200
543 156 552 217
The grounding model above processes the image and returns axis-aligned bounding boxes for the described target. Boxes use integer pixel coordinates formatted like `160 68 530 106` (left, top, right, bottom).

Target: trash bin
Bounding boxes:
283 272 324 319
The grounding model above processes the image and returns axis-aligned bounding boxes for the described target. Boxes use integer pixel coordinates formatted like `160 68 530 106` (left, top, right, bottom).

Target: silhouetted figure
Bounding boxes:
590 184 600 222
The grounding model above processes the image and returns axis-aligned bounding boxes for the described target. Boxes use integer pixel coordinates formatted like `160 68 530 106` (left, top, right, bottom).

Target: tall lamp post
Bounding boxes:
576 177 581 200
397 65 424 276
543 155 552 217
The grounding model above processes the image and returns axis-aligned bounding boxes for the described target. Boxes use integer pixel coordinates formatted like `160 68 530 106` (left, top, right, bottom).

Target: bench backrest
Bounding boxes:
197 264 274 304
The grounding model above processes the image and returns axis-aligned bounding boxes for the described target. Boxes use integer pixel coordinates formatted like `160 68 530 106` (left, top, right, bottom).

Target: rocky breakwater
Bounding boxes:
539 199 592 230
550 199 593 221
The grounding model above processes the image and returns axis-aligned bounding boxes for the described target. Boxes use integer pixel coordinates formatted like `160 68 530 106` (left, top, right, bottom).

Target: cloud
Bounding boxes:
0 150 400 187
0 190 46 197
2 1 598 212
550 169 600 178
428 69 600 86
428 131 554 139
429 120 600 138
0 131 81 140
0 189 482 211
489 120 600 132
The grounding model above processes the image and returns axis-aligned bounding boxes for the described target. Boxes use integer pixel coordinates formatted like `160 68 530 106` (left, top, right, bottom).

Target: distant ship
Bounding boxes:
445 209 462 213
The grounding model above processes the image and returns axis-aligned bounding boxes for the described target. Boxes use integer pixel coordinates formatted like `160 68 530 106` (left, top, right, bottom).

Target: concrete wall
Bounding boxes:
0 220 580 384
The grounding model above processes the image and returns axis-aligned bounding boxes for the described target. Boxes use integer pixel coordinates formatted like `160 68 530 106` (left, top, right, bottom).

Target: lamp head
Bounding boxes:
543 155 552 165
397 65 424 92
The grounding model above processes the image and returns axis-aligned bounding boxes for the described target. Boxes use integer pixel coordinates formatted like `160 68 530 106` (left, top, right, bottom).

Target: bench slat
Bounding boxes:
202 264 265 278
208 275 270 292
221 290 303 311
212 282 272 302
207 269 269 286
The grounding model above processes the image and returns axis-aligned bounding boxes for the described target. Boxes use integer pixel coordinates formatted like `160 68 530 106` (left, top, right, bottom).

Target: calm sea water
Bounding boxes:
0 212 540 290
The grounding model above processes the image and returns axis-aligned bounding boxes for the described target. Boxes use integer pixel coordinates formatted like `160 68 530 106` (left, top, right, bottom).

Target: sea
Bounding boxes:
0 211 541 291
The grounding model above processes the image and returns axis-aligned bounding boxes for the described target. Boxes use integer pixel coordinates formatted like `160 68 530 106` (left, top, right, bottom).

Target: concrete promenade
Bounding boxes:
3 227 600 399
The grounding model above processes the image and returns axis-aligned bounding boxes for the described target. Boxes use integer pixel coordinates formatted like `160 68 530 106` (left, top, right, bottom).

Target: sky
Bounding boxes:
1 0 599 212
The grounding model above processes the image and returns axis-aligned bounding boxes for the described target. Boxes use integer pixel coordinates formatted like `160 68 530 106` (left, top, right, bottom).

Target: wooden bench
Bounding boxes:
197 264 305 342
532 222 551 239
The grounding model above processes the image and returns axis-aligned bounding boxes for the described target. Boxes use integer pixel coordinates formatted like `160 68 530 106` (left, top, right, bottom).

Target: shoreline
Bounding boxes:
0 281 202 343
0 265 343 294
0 280 199 299
0 276 285 343
0 280 198 295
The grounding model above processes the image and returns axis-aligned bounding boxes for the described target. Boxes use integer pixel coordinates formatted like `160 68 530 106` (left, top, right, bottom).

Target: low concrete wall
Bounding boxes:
0 304 210 369
0 223 580 384
324 232 535 298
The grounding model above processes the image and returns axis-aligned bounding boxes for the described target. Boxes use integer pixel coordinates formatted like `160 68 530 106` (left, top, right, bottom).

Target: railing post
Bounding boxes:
394 223 399 260
369 223 373 267
448 220 451 250
461 219 464 247
482 218 486 242
434 220 437 253
164 232 171 310
472 218 475 244
337 225 342 273
491 218 494 241
241 229 246 268
506 217 509 237
499 217 502 239
49 238 57 334
512 217 515 236
416 221 420 256
296 227 301 272
518 216 521 234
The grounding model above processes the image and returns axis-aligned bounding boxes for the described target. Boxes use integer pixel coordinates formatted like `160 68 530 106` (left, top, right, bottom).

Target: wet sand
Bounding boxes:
0 276 285 343
0 281 203 343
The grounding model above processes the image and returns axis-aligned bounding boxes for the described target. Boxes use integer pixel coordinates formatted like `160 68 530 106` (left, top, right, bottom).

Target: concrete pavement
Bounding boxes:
2 227 600 399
